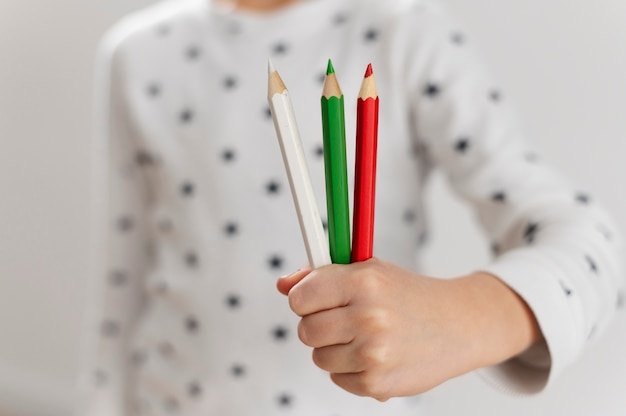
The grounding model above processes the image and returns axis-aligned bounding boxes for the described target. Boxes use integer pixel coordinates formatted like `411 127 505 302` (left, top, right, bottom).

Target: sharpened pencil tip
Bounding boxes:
326 59 335 75
364 63 373 78
268 58 276 75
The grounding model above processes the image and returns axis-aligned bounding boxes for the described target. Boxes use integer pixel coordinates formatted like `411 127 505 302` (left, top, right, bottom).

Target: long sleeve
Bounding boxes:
77 26 154 416
398 1 625 394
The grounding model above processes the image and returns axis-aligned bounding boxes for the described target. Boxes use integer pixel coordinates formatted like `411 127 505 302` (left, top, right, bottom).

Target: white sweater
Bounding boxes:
80 0 625 414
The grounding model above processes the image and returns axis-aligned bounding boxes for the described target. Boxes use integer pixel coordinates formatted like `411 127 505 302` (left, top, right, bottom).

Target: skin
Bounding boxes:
232 0 543 401
277 259 542 401
217 0 300 12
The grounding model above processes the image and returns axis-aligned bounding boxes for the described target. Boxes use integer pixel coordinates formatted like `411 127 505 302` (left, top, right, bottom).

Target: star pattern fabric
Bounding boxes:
80 0 625 414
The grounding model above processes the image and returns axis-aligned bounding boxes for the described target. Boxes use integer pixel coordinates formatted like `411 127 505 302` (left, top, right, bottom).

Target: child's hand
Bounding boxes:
276 258 540 401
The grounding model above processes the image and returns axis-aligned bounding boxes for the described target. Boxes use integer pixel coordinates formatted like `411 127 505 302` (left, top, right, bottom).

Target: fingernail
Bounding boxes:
279 265 309 279
279 270 298 279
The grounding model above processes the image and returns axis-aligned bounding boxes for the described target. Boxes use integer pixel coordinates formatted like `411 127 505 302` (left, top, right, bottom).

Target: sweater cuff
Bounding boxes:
475 248 580 394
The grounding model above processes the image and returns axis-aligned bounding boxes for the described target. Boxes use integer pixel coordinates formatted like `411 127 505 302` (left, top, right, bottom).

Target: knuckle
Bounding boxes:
356 371 390 399
311 348 329 370
357 339 391 368
358 270 385 296
297 319 313 346
288 288 303 316
361 307 392 333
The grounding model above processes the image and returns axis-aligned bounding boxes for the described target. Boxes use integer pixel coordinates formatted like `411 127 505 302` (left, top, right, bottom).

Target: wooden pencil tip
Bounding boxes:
326 59 335 75
364 63 373 78
268 58 276 75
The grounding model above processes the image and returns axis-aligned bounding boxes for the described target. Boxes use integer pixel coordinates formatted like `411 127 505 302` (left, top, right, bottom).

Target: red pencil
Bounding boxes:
351 63 379 263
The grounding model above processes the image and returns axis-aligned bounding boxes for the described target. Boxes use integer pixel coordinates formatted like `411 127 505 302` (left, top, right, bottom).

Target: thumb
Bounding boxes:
276 266 311 296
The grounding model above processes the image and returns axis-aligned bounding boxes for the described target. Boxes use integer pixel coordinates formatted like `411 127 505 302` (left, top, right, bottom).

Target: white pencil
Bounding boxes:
267 60 331 269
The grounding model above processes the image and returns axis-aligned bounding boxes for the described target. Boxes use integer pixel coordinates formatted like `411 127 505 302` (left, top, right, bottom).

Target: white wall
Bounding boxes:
0 0 624 415
0 1 157 414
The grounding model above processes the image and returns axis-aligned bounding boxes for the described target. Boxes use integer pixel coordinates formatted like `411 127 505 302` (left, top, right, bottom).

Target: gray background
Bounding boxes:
0 0 625 414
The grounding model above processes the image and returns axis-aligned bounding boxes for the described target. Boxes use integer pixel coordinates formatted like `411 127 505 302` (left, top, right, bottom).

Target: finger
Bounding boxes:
330 372 390 402
312 343 363 374
298 307 355 348
288 263 361 316
276 266 311 296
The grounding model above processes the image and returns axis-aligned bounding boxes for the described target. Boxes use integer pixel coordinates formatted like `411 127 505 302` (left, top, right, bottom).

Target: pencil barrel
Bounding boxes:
321 95 351 264
271 91 331 269
352 97 379 262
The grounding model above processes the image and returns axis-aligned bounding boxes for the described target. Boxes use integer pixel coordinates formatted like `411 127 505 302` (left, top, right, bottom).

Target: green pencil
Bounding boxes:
321 59 351 264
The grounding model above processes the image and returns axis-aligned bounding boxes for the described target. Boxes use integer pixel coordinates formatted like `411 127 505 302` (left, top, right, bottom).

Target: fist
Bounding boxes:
276 258 479 401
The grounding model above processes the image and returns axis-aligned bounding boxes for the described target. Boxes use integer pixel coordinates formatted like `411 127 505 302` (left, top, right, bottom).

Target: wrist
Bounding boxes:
452 272 542 370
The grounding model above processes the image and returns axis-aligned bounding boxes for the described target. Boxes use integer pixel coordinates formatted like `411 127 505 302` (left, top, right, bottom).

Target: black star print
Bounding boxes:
575 193 591 205
181 181 195 197
186 45 200 60
559 280 573 297
525 152 539 163
117 215 133 232
412 141 429 158
147 83 161 97
364 27 379 42
224 222 238 236
101 320 120 337
272 42 289 55
164 397 179 412
185 251 198 268
264 105 273 120
180 108 194 124
188 381 202 398
424 83 441 97
130 350 147 366
597 223 613 241
158 341 175 357
417 230 429 247
272 325 288 341
585 255 598 274
226 294 241 309
322 219 328 231
587 324 597 340
524 222 540 244
146 242 156 260
223 76 237 89
136 150 155 167
186 316 200 333
153 281 169 295
316 72 326 85
227 21 241 35
278 393 293 407
491 242 501 256
314 144 324 158
491 191 506 203
451 32 465 45
404 209 416 223
231 364 246 377
489 89 502 102
94 369 108 386
158 218 174 233
455 138 471 154
222 148 236 162
109 270 128 287
157 25 170 36
333 13 348 25
266 180 281 195
269 255 284 270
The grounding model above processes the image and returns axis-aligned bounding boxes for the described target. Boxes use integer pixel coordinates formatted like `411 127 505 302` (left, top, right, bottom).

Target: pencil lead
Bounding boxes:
364 63 373 78
268 58 276 75
326 59 335 75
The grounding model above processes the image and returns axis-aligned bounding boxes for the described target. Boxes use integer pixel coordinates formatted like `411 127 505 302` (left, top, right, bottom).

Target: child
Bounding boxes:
80 0 625 414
